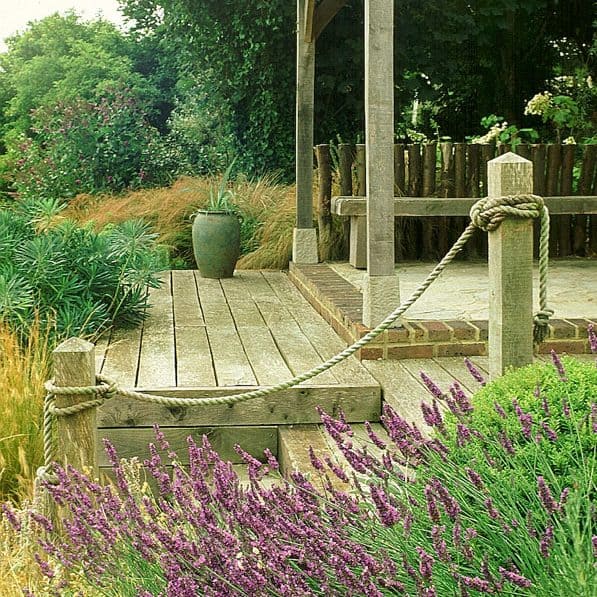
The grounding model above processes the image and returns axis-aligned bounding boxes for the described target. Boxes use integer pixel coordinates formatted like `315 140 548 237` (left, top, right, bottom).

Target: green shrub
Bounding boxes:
0 198 167 341
444 357 597 495
7 86 180 201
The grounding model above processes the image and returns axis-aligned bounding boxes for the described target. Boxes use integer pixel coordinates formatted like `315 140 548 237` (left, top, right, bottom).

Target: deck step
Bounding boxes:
278 424 352 492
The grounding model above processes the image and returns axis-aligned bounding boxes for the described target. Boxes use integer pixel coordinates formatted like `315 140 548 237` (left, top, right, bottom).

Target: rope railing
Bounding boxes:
38 193 552 483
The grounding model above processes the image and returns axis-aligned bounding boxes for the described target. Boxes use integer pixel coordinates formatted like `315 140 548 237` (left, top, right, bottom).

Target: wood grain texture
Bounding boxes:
97 425 277 466
97 385 381 427
195 273 256 386
53 338 97 475
332 196 597 217
487 154 534 378
137 272 176 387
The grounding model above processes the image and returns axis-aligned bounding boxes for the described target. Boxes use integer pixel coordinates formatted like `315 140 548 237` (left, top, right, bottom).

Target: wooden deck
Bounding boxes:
92 269 595 479
94 270 381 470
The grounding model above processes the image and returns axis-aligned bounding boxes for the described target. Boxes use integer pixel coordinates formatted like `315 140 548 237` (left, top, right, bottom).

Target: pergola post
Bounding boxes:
362 0 400 327
293 0 318 264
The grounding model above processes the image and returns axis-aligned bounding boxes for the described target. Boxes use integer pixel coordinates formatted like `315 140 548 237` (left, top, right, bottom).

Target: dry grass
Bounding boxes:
0 508 48 596
0 323 51 503
65 174 302 269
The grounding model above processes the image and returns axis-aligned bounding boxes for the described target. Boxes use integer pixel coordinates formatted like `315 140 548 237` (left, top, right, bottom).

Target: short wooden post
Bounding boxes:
487 153 534 379
53 337 98 477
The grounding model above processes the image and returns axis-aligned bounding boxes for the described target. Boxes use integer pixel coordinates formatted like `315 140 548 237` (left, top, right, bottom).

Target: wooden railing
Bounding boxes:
315 142 597 261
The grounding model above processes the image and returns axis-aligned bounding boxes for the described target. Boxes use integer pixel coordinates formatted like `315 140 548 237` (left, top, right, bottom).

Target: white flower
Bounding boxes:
524 92 552 116
563 136 576 145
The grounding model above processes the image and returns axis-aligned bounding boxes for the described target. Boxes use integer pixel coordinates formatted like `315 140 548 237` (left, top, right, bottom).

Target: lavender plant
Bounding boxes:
2 353 595 595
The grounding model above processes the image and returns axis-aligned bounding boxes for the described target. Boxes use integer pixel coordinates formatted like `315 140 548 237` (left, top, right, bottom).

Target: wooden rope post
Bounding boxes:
487 153 534 379
53 337 98 477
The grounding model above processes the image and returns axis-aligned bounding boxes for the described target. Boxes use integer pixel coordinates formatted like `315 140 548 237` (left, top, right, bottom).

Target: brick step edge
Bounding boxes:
288 263 596 361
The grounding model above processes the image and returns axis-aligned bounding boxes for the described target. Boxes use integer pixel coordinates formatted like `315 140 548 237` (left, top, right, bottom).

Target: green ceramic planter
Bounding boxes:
192 210 240 278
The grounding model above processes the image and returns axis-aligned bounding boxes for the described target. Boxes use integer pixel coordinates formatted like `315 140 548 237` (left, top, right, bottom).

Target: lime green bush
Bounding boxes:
445 357 597 493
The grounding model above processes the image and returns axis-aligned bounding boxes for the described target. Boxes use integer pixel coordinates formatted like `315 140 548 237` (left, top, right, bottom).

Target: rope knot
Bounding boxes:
470 194 544 232
533 308 554 344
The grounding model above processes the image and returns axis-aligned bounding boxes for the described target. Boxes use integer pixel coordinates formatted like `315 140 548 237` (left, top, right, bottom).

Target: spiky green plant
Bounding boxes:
0 198 167 342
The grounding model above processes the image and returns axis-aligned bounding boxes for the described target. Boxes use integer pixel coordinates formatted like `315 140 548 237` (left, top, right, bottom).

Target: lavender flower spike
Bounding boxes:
588 323 597 354
550 349 568 382
420 371 444 399
464 357 486 385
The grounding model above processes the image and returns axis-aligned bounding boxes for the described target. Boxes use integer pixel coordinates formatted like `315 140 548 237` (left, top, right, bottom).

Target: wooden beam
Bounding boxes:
331 196 597 217
312 0 348 41
304 0 316 42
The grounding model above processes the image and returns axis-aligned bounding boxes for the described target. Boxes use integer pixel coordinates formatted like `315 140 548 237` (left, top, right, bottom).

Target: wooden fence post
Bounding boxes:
53 337 98 477
487 153 534 379
316 144 333 261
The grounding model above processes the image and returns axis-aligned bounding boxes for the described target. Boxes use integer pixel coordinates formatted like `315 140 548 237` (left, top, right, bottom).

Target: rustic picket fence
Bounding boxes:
315 142 597 260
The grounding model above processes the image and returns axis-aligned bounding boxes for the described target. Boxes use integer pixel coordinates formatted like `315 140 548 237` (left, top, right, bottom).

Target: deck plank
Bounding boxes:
171 270 204 327
221 275 294 385
239 271 339 385
432 357 485 394
175 326 216 387
97 425 277 466
93 330 110 375
98 384 380 427
194 273 257 386
262 271 379 387
362 360 429 429
102 325 142 388
137 272 176 387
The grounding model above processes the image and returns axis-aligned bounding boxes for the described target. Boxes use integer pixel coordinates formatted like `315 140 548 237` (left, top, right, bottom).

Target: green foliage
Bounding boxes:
0 199 167 341
4 86 179 200
205 159 237 212
446 357 597 498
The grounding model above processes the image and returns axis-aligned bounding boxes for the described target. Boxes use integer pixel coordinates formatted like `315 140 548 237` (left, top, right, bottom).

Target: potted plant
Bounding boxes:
191 160 241 278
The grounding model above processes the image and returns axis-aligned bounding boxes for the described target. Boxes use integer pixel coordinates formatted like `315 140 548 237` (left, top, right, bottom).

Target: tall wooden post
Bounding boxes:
487 153 534 378
363 0 399 327
53 338 98 477
293 0 318 264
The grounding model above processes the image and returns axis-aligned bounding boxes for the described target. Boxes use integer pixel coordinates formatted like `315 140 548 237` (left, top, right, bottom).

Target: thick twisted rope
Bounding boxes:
38 194 551 483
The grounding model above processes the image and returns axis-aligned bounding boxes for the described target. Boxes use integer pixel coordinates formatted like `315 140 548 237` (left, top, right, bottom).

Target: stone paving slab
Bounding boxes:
289 260 596 360
330 259 596 320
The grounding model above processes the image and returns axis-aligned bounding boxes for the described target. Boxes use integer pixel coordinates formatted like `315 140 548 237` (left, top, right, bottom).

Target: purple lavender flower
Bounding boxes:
513 399 534 439
431 525 450 562
364 421 387 449
483 498 501 520
464 357 486 386
537 476 557 514
562 399 571 418
450 382 473 413
550 349 568 381
498 567 532 588
539 525 554 557
541 421 558 442
308 446 324 472
370 485 400 527
588 324 597 353
558 488 570 511
591 403 597 434
420 371 444 399
465 468 484 490
493 401 507 419
421 400 445 429
459 575 491 592
416 546 434 580
498 430 516 455
456 423 472 447
592 536 597 558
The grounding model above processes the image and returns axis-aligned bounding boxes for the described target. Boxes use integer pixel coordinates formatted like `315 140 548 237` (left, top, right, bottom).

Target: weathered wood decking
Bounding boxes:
92 268 595 479
93 270 381 471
